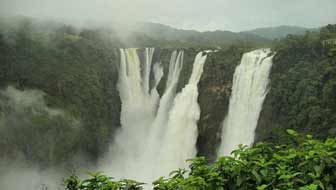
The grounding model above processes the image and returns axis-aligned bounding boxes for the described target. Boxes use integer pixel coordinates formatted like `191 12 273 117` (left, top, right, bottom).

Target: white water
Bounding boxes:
157 52 207 173
101 48 207 184
218 49 274 156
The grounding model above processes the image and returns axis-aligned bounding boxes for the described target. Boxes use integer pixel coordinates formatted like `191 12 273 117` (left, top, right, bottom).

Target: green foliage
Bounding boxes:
154 131 336 190
66 131 336 190
65 172 144 190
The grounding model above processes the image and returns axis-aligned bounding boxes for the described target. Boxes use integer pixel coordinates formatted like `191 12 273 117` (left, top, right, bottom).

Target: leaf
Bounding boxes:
257 184 268 190
286 129 299 137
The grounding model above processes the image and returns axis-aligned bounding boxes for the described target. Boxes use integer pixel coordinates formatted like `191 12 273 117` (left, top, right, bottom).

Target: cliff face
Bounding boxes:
197 47 245 161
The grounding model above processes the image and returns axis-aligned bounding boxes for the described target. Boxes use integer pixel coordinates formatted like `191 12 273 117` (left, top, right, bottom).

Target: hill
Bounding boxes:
244 25 318 39
127 22 270 47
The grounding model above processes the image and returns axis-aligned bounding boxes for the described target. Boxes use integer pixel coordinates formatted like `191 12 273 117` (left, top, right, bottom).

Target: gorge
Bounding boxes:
0 19 335 190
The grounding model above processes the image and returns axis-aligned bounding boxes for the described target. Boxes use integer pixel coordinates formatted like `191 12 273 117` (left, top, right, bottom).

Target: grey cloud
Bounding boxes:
0 0 335 31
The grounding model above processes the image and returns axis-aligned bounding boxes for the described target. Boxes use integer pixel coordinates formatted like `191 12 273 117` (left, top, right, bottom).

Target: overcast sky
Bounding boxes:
0 0 335 31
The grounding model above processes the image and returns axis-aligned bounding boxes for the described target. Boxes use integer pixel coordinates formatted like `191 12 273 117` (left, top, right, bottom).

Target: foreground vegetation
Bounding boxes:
65 130 336 190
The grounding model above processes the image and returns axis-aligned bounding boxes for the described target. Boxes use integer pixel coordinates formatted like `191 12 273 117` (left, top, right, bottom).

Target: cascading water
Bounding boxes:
157 52 207 173
104 48 159 179
101 48 207 184
143 51 184 165
218 49 275 156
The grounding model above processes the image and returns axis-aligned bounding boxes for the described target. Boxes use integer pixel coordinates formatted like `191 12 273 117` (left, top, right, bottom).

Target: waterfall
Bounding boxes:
218 49 275 156
157 52 207 173
101 48 207 184
102 48 158 181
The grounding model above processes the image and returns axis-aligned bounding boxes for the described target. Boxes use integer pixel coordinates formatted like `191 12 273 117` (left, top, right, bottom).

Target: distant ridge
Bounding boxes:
0 16 322 47
131 22 270 47
243 25 319 39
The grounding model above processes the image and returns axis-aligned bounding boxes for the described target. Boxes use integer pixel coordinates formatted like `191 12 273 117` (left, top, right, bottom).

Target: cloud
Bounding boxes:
0 0 335 31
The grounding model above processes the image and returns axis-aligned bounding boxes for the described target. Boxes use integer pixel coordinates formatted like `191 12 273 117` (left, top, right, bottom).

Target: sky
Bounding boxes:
0 0 335 32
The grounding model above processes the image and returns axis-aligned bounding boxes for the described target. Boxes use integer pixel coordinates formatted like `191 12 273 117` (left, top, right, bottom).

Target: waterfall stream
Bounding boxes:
100 48 207 184
218 49 275 156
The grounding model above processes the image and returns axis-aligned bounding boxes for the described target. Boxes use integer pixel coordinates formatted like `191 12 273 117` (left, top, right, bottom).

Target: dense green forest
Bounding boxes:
256 24 336 143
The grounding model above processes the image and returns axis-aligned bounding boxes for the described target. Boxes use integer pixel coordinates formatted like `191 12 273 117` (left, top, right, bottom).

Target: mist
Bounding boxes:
0 86 87 190
0 161 64 190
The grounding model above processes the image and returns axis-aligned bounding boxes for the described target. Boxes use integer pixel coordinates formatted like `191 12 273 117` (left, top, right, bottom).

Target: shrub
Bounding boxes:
65 130 336 190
